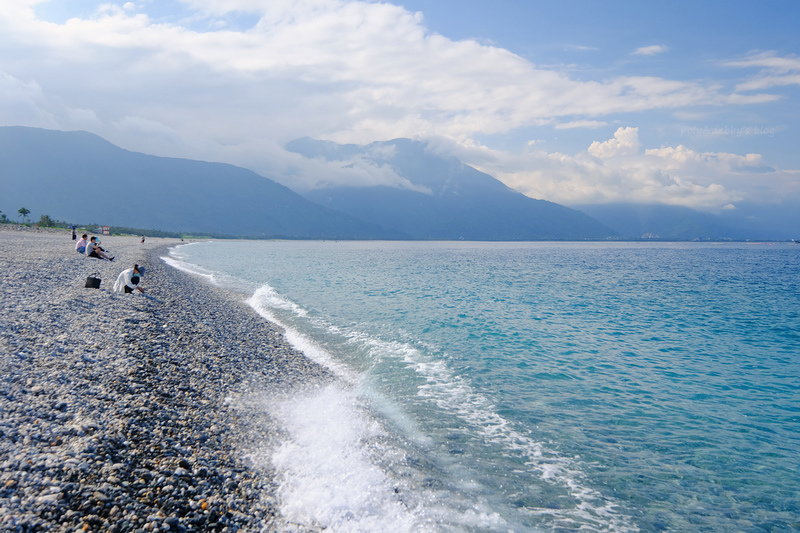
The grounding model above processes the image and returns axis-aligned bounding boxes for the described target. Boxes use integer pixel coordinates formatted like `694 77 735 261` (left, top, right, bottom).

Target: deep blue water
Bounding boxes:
165 241 800 532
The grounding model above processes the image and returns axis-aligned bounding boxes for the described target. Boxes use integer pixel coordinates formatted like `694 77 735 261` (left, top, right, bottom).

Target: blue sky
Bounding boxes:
1 0 799 210
404 1 800 157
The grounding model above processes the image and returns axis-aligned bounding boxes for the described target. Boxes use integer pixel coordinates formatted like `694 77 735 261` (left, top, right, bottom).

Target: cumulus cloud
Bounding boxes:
588 127 641 158
468 127 793 210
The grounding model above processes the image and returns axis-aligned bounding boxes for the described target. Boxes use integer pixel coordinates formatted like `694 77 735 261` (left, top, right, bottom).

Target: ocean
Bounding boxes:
163 240 800 532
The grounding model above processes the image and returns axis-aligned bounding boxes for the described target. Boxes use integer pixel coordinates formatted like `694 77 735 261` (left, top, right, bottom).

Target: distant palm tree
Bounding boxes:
18 207 30 223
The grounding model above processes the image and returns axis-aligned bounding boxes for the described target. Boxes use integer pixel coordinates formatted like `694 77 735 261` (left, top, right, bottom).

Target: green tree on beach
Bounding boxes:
17 207 30 224
38 214 55 227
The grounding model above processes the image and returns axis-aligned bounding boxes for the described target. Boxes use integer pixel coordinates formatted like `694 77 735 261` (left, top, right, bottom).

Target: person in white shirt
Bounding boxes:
113 264 145 294
86 236 114 261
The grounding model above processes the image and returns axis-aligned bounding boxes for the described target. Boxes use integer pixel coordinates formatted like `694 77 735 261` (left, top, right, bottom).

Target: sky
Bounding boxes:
1 0 799 211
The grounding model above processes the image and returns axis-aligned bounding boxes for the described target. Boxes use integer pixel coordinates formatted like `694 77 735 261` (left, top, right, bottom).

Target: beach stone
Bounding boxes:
0 227 332 531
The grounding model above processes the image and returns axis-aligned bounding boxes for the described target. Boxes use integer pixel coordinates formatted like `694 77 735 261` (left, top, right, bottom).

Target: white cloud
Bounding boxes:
725 51 800 92
0 71 58 128
588 127 641 158
555 120 607 130
66 107 102 128
735 74 800 92
467 127 793 210
0 1 733 146
725 51 800 72
275 149 433 193
110 115 188 154
565 44 599 52
0 2 797 210
633 45 668 56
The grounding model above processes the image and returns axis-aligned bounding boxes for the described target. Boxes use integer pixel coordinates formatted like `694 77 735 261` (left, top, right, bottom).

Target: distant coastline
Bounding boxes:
0 220 793 243
7 126 797 242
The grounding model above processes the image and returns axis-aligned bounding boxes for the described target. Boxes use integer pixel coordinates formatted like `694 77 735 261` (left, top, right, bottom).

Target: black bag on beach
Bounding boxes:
85 272 101 289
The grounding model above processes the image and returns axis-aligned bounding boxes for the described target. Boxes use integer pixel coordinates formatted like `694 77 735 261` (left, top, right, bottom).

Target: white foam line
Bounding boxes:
246 286 356 383
162 246 355 382
162 246 414 529
160 245 636 531
160 254 220 285
353 333 639 532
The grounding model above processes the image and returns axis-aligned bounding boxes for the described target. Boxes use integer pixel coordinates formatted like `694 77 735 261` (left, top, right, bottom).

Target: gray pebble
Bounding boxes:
0 227 332 531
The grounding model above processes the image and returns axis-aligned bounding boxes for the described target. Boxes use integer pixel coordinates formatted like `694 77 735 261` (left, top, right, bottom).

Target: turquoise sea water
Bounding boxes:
165 241 800 532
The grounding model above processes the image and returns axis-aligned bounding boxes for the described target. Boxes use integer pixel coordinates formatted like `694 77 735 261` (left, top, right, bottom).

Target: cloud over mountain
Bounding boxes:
0 1 797 216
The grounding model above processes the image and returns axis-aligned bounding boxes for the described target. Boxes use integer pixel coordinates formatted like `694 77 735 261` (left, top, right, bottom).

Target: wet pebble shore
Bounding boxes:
0 227 331 532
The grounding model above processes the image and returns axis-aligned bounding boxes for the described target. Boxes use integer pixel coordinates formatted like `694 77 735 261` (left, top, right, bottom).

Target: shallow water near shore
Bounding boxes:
165 240 800 532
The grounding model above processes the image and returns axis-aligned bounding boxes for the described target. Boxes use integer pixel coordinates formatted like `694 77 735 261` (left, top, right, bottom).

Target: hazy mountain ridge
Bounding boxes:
574 203 800 241
294 135 799 241
0 127 389 238
3 127 793 240
291 137 617 240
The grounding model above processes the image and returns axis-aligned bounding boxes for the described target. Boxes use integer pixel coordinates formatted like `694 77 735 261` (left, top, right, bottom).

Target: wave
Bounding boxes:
161 244 220 285
162 244 637 532
343 329 639 532
247 282 638 532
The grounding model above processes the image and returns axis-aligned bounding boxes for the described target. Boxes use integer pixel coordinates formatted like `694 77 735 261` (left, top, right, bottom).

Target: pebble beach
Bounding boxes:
0 227 332 532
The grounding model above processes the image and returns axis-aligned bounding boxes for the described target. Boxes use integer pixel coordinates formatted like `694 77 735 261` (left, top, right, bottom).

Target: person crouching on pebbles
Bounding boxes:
86 236 114 261
113 264 145 294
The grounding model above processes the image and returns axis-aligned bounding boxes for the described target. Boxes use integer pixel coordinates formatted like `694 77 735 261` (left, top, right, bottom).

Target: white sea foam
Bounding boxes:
163 253 416 529
246 285 355 382
263 384 423 532
165 243 638 532
247 288 638 531
247 284 308 317
161 255 219 285
339 327 640 532
245 288 521 531
161 245 221 285
246 382 516 533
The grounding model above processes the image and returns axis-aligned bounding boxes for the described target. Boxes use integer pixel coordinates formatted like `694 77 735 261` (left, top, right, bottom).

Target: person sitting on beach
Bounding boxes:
75 234 87 254
86 236 114 261
113 264 145 294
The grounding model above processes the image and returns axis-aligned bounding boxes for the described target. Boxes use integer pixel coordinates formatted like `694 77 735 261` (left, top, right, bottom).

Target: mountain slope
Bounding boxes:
0 127 389 238
573 204 739 240
573 203 800 241
291 138 616 240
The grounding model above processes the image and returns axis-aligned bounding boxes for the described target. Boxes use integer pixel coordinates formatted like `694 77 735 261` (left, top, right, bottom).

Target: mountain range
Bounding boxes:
0 126 382 239
0 126 613 240
290 137 614 240
1 126 795 240
575 202 800 241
